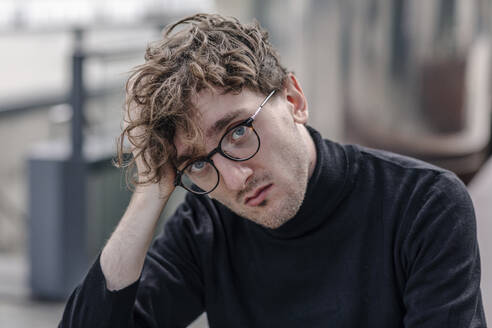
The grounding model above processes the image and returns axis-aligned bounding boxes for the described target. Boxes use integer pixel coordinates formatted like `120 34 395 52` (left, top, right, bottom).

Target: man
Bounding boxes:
60 13 486 327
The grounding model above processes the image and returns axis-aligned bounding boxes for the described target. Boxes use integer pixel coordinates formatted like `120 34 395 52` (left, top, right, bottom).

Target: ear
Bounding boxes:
284 73 309 124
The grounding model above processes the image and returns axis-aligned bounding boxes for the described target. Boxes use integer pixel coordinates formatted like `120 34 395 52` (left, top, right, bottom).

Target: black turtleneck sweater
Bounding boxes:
60 128 486 327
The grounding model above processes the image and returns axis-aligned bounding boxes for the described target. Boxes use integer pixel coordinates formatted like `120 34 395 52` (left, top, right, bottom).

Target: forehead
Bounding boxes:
193 88 262 129
173 88 263 160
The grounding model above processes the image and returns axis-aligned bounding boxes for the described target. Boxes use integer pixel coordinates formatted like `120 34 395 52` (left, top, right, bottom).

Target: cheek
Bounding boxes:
257 129 287 160
208 190 225 204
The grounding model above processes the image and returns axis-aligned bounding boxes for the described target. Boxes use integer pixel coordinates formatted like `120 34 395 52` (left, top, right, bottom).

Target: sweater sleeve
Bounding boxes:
59 196 206 328
401 172 487 327
59 254 141 328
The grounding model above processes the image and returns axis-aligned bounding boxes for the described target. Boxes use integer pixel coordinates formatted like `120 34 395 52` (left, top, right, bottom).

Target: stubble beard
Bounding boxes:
251 177 307 229
222 143 310 229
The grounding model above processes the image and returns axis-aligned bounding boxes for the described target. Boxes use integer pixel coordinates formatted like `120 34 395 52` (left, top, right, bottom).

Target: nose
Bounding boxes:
212 155 253 191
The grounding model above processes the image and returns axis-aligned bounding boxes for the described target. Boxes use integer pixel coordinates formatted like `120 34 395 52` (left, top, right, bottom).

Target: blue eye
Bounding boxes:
187 160 206 173
231 126 246 140
192 161 205 169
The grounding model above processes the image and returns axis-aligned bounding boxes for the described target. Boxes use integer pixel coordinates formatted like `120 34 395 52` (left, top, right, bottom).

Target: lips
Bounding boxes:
244 184 273 206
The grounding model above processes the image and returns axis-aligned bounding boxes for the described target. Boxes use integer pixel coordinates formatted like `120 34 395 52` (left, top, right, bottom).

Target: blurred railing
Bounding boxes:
0 85 119 117
26 27 144 300
0 26 156 299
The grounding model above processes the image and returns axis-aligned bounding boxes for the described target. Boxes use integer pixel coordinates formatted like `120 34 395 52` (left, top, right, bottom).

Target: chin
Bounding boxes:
256 217 291 229
221 176 308 229
243 198 302 229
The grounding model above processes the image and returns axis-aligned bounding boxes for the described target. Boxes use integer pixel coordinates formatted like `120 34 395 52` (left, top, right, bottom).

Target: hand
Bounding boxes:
124 100 176 199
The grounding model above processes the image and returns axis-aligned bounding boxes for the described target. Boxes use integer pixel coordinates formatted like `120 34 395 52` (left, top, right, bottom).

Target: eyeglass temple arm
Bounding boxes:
250 90 276 121
174 171 182 186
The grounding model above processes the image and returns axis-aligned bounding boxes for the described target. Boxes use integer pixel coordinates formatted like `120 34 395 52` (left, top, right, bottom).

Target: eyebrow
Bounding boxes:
209 108 253 137
175 153 193 169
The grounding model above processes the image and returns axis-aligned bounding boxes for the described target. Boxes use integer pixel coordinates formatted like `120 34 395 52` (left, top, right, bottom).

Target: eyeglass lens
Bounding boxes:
181 125 259 193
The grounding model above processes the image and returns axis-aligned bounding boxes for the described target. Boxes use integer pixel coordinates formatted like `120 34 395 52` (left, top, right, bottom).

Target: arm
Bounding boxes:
101 182 172 291
401 172 486 327
59 97 200 327
59 193 206 328
101 93 177 291
100 88 175 291
59 184 174 328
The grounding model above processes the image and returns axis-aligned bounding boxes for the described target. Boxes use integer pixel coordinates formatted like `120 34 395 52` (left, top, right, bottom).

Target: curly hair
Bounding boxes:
116 13 288 186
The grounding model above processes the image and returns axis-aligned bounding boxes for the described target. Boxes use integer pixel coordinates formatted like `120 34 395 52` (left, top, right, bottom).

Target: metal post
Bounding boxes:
72 28 84 161
63 27 88 296
28 28 89 300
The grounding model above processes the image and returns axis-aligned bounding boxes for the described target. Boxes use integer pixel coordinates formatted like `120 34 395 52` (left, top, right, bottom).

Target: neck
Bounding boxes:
246 125 353 239
300 124 317 179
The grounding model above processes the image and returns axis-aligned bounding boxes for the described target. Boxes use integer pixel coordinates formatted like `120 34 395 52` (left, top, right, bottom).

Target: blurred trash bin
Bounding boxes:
28 136 131 300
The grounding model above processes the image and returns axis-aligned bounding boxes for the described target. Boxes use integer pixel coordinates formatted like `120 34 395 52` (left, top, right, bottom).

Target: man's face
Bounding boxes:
174 80 315 229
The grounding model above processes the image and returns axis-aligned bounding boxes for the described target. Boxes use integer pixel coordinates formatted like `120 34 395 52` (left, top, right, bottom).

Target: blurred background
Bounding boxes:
1 0 491 327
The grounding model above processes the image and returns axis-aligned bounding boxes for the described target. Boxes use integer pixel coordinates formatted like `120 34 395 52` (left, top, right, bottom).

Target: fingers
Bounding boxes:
123 96 176 189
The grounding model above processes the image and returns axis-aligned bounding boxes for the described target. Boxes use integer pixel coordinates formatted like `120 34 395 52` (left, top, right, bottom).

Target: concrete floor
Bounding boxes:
0 253 64 328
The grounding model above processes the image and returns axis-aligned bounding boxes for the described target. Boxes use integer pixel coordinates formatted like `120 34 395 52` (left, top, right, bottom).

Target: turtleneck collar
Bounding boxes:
249 126 356 239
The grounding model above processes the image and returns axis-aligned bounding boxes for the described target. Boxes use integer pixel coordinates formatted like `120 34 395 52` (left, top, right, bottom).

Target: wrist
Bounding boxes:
134 182 173 206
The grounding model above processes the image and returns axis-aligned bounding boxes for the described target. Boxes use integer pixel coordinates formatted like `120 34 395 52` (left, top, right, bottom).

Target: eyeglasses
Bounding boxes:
174 90 276 195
